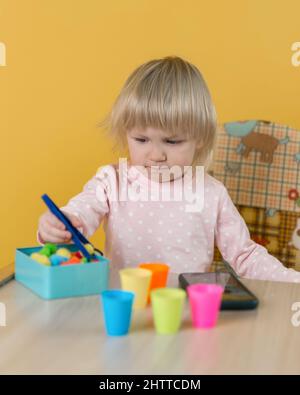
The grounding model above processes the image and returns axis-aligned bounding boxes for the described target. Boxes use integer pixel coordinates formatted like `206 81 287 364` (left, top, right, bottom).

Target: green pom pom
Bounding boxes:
39 243 58 257
45 243 57 254
39 246 52 257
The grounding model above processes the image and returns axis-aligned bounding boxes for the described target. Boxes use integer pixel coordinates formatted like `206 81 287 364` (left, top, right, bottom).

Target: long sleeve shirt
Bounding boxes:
40 162 300 283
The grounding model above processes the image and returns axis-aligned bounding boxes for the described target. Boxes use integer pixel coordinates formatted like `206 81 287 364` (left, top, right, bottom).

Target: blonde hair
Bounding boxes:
98 56 217 171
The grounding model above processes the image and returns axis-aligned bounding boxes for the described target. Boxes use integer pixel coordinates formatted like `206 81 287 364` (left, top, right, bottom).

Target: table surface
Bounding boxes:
1 268 300 375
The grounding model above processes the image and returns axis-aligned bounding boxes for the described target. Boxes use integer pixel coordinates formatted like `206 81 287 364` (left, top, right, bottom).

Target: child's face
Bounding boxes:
126 127 201 181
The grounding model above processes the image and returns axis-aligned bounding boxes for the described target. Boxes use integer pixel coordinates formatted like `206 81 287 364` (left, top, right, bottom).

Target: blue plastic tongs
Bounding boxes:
41 194 104 261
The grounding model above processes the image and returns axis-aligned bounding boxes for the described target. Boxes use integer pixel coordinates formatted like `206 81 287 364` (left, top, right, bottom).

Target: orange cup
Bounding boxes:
138 262 170 304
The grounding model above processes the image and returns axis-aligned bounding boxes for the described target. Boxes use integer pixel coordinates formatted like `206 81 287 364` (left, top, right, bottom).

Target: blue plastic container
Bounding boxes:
101 290 135 336
15 244 110 300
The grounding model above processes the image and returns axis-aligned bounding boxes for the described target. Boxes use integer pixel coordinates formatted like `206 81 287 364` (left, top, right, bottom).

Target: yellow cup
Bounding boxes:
119 268 152 309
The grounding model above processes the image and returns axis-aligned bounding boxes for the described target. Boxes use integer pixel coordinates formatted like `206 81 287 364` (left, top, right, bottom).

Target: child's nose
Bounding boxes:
149 146 166 163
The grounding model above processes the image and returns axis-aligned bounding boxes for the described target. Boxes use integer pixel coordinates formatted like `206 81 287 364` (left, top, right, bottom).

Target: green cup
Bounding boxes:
151 288 186 334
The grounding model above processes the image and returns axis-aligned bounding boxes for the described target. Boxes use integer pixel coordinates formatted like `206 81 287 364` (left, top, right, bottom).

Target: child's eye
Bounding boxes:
134 138 147 143
133 137 183 144
166 140 183 145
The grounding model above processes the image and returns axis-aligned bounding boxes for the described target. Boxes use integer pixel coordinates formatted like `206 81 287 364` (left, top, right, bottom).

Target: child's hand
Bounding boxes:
38 210 84 244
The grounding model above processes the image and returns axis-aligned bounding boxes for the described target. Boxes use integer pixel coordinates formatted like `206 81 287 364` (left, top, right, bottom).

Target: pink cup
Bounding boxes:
187 284 224 329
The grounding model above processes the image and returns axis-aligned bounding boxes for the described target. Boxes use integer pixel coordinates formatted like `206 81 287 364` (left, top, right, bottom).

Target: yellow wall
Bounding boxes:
0 0 300 269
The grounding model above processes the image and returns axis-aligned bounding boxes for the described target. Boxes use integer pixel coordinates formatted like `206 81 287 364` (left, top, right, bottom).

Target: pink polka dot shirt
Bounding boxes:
42 162 300 283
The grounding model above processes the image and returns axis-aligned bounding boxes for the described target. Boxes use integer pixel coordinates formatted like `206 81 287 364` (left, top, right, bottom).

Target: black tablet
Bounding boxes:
178 271 259 310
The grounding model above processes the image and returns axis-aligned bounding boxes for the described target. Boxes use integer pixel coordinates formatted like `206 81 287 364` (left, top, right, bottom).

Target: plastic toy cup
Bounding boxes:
187 284 224 329
119 268 152 309
100 290 134 336
138 262 169 303
151 288 186 334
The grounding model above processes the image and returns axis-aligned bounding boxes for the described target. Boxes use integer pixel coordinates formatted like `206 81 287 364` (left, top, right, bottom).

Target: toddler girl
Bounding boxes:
38 56 300 283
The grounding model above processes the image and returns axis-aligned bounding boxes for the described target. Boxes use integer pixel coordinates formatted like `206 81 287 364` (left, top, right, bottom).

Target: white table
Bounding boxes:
1 269 300 374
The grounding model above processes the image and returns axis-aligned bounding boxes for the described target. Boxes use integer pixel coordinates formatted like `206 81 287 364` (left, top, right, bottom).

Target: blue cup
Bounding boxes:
100 290 135 336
